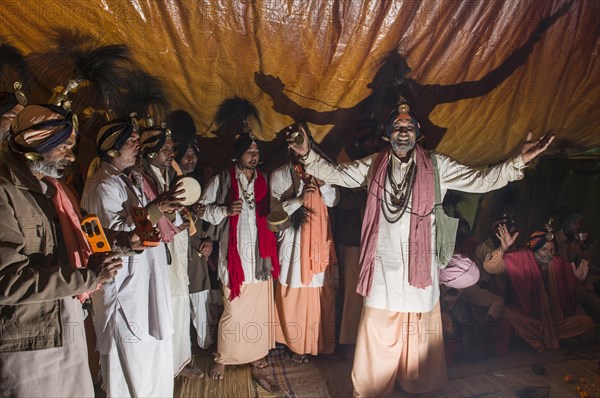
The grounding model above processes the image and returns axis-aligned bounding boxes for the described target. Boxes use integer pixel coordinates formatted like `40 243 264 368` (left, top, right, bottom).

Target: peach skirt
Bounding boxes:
215 279 275 365
352 301 447 397
275 282 336 355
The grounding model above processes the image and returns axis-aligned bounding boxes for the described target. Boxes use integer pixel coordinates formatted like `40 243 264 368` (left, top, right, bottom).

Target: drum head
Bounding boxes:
176 176 201 206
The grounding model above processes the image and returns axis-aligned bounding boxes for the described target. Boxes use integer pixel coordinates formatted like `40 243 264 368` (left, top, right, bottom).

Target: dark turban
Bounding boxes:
232 133 260 161
10 104 76 154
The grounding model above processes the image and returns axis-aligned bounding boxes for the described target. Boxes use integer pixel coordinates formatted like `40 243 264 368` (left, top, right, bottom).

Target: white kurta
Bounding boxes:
147 164 192 375
200 167 261 286
147 164 190 297
304 149 525 313
81 161 174 396
269 162 339 288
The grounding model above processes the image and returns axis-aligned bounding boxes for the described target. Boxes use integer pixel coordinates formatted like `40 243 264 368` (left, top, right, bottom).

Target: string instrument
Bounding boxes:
131 206 161 246
81 215 111 253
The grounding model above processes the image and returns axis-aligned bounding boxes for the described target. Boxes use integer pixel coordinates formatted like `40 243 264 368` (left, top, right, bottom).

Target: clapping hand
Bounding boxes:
156 181 185 214
191 203 206 218
571 259 589 281
496 223 519 252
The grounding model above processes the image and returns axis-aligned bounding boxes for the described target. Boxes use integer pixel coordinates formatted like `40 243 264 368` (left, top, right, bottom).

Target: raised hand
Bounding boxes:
571 259 589 281
156 181 185 214
521 130 556 164
496 223 519 252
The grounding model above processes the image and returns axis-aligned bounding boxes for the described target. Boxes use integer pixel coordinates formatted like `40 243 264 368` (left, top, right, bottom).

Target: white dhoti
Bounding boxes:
100 323 174 398
190 289 223 349
167 231 193 375
171 294 192 375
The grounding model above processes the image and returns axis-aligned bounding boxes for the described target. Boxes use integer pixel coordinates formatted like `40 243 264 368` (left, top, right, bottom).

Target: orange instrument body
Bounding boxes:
81 215 111 253
131 206 161 247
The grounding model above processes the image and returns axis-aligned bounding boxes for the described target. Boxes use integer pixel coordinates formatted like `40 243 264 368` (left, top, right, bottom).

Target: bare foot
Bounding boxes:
292 354 309 363
179 366 204 378
209 363 225 380
250 357 269 369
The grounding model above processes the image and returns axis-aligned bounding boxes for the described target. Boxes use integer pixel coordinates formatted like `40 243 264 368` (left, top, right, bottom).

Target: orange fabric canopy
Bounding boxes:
2 0 598 166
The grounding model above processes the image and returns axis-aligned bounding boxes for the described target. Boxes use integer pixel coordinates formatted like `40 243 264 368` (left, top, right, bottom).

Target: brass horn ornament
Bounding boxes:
282 123 305 146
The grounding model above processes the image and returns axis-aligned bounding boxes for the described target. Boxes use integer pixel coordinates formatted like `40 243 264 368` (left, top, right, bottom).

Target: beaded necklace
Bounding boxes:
238 171 256 210
381 154 417 223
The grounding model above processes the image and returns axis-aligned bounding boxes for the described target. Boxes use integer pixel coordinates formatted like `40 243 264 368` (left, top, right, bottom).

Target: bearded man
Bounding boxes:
200 133 279 380
81 118 181 397
484 224 594 352
289 101 554 396
0 104 122 397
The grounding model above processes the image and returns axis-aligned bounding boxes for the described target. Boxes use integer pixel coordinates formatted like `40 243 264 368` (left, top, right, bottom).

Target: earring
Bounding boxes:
107 149 121 158
14 82 27 105
25 152 44 161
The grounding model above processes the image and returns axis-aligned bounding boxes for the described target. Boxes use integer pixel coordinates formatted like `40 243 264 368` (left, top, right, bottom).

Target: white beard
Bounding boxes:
29 159 70 178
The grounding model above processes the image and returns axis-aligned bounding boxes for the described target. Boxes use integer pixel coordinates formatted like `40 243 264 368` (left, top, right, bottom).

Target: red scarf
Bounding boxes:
356 145 435 296
227 167 280 300
45 177 96 301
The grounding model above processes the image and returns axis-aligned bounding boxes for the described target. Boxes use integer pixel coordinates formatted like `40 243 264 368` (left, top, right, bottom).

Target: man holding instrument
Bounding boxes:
82 117 182 397
288 100 554 397
270 132 339 363
139 124 203 378
0 104 122 397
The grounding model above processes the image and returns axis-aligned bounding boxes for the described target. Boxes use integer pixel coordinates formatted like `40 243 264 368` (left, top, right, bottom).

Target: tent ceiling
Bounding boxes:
1 0 598 166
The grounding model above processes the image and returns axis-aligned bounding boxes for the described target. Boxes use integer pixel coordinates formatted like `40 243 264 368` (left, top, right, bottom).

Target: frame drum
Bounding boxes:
267 210 291 232
175 176 201 206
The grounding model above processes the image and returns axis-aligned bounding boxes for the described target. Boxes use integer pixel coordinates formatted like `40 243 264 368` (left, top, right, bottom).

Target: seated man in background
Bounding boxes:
556 212 600 323
474 214 517 298
484 223 594 352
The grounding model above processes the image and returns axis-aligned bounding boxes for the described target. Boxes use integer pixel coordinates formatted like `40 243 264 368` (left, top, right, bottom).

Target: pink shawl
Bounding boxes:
356 145 435 296
45 177 96 301
140 174 181 243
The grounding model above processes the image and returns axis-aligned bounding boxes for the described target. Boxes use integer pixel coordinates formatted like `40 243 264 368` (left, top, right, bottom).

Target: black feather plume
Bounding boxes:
26 28 134 110
290 205 313 230
0 40 31 91
370 48 417 120
120 69 170 122
214 97 261 136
